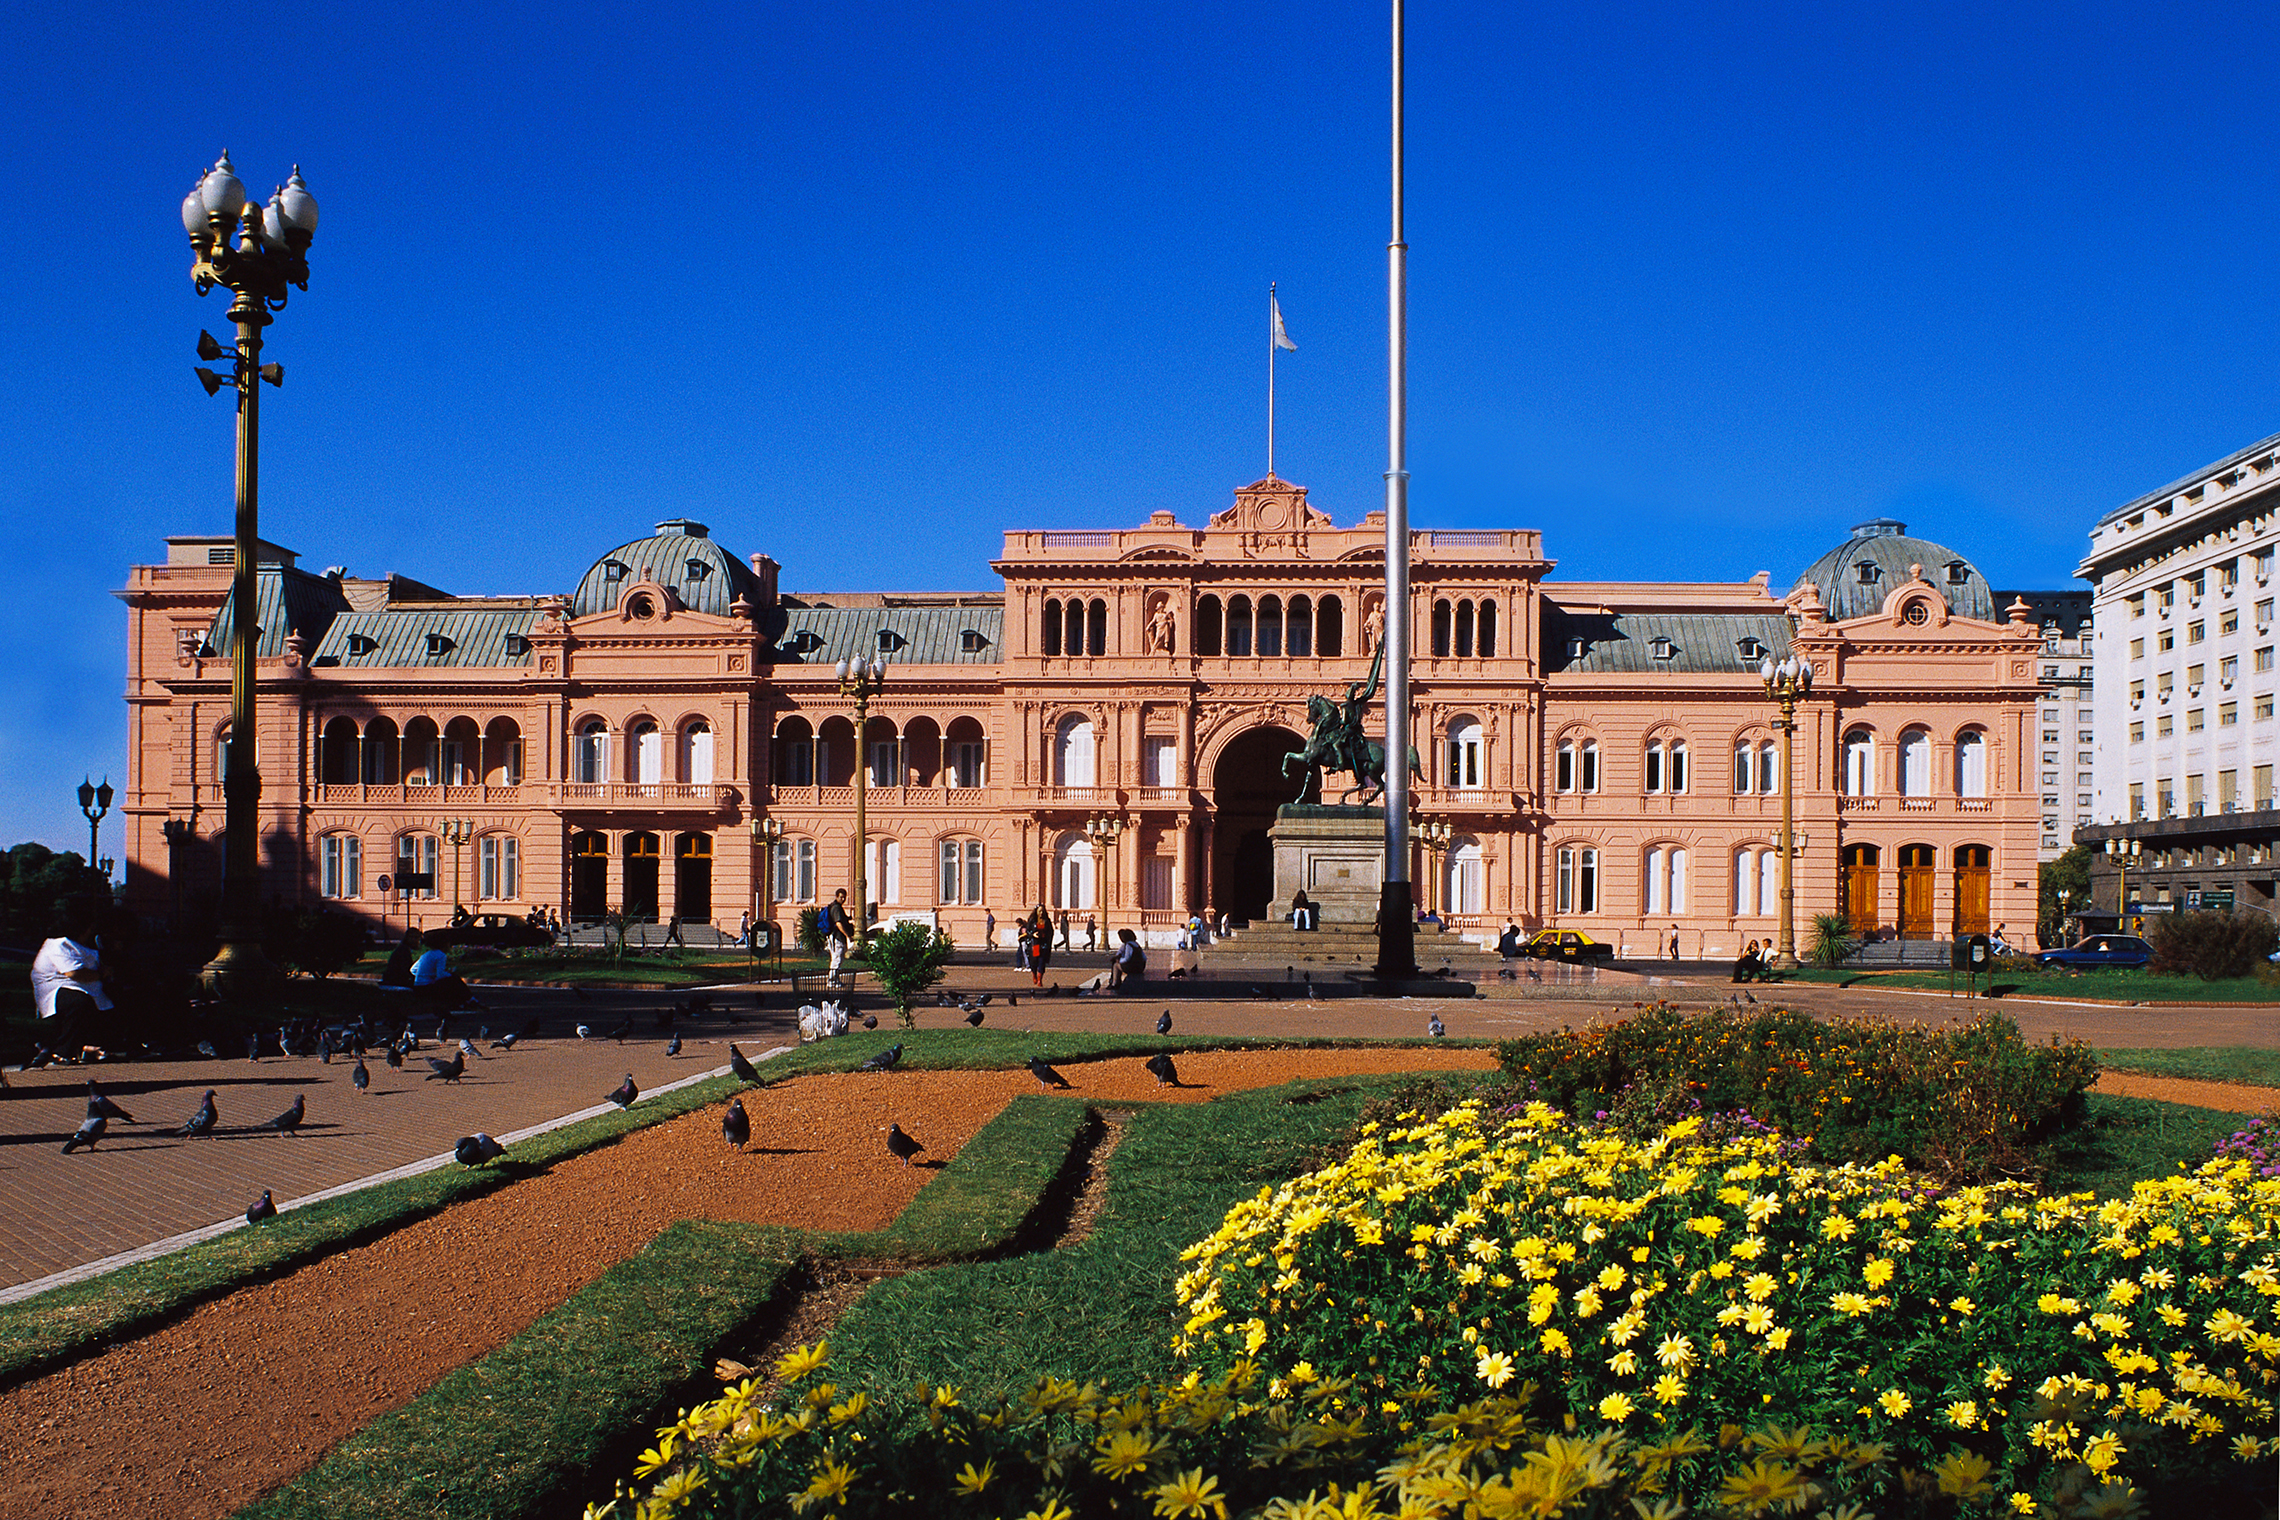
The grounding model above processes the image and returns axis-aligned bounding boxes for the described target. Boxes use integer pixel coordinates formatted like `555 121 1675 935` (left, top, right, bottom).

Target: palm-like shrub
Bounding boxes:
1805 912 1858 969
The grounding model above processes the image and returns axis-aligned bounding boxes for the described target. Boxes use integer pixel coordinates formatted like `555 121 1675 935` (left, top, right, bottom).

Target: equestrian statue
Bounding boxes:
1281 644 1423 805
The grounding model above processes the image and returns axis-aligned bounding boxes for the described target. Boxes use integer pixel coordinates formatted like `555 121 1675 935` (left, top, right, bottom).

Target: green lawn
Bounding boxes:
2042 1092 2263 1199
1783 965 2280 1002
2093 1044 2280 1088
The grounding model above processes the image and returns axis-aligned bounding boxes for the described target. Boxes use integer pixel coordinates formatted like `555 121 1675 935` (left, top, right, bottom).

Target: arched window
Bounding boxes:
1759 740 1778 794
1955 730 1987 797
1734 739 1755 795
1898 727 1932 797
1734 848 1758 916
1455 599 1475 658
1042 598 1062 657
1478 600 1497 658
681 720 714 785
1581 739 1600 793
1052 834 1095 909
485 717 524 786
1555 845 1598 913
479 833 519 900
441 716 479 785
623 831 661 920
1556 738 1577 793
1431 599 1452 657
1843 728 1874 796
320 833 361 899
574 720 608 785
770 837 819 904
1227 596 1254 657
946 716 987 789
1257 596 1283 658
629 720 662 785
1643 845 1689 915
1315 595 1343 657
1195 595 1223 657
1087 598 1108 656
1444 837 1483 914
1287 596 1313 657
868 835 901 905
939 837 986 904
362 718 400 785
398 717 436 784
319 717 358 784
773 717 814 786
1645 737 1687 794
1447 718 1485 789
570 830 609 919
1054 714 1095 787
865 717 901 787
1761 849 1779 918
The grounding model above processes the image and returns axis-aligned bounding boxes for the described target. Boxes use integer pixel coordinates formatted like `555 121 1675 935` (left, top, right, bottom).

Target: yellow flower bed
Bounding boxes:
1176 1102 2280 1510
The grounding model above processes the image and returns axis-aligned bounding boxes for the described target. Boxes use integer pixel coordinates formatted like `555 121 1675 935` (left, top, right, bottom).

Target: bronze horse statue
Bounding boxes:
1282 646 1423 805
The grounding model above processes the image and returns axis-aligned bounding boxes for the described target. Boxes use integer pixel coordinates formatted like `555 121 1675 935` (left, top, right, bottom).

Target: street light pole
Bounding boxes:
181 152 319 994
161 817 193 931
1085 813 1126 938
1375 0 1417 980
2105 836 2142 934
837 657 887 948
78 777 114 874
1416 816 1452 916
440 818 474 909
1760 655 1814 970
752 814 784 971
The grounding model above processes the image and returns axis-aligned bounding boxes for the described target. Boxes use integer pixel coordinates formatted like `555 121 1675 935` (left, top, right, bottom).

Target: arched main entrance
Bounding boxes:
1839 843 1879 934
624 832 661 921
676 833 713 922
1209 725 1308 922
1897 844 1936 939
570 831 608 921
1952 844 1990 937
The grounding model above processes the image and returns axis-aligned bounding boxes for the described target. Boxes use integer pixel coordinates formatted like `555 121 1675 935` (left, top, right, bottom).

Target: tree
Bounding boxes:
2148 909 2278 981
2038 843 2094 949
864 920 955 1028
0 842 105 950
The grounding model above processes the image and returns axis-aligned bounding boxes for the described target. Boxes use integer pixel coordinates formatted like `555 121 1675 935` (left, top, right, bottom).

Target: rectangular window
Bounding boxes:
321 835 361 899
2188 709 2205 732
2260 549 2274 584
479 835 519 899
2157 673 2173 697
2129 722 2144 743
2220 770 2238 810
1143 855 1172 910
2261 598 2275 628
2130 782 2145 820
965 840 984 904
2221 702 2238 727
2157 716 2173 737
950 741 986 789
1555 846 1597 914
2188 663 2204 689
2128 594 2144 618
2160 584 2175 610
1448 733 1483 788
2260 648 2275 672
2158 630 2175 652
441 739 470 785
2223 611 2239 635
940 841 961 903
2188 621 2205 644
869 740 901 788
1581 743 1598 792
2130 679 2144 703
1556 743 1574 793
2222 656 2239 684
1143 736 1176 788
2259 766 2275 808
2129 638 2144 659
2223 559 2240 592
1644 745 1662 794
2187 774 2205 813
797 839 816 902
2260 695 2275 721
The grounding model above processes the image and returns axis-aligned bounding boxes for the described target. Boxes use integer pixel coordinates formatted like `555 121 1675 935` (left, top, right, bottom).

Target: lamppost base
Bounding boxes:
1372 881 1418 979
1768 951 1801 972
199 937 279 999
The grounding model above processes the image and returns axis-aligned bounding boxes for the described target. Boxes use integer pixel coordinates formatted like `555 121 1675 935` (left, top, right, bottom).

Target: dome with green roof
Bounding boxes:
571 520 764 619
1790 519 1994 622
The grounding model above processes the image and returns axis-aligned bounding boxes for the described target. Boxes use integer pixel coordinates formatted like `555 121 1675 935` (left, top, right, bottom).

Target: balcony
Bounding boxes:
552 783 734 810
313 783 525 806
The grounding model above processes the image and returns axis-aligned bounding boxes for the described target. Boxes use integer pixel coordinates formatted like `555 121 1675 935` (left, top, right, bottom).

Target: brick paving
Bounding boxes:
3 962 2274 1296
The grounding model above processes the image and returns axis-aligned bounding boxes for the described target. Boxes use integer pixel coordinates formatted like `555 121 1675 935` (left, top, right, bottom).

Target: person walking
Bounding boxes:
30 910 113 1065
984 907 997 952
822 889 855 988
1056 909 1071 951
1084 914 1098 952
1668 925 1681 961
1021 904 1053 988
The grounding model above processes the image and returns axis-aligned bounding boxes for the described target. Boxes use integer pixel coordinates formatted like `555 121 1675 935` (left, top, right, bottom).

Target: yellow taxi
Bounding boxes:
1521 929 1615 964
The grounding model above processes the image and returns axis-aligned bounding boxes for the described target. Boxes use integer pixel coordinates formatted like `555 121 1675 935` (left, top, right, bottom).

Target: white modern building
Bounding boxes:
1996 587 2093 858
2078 432 2280 918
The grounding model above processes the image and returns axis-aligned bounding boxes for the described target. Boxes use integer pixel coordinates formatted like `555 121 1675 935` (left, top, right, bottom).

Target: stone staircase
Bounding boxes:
1200 918 1503 979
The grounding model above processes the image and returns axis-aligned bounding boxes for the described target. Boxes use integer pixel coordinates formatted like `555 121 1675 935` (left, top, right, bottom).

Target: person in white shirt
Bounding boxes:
31 918 113 1063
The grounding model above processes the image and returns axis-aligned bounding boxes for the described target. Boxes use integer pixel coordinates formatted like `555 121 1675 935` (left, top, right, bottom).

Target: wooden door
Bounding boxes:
570 831 609 921
1897 844 1936 939
1840 844 1879 933
1953 845 1991 937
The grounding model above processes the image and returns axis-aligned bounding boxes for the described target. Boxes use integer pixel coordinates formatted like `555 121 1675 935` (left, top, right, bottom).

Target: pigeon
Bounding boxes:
1156 1010 1172 1036
1146 1052 1181 1088
1427 1015 1446 1039
885 1123 925 1166
454 1132 506 1166
1004 995 1017 1007
862 1014 878 1029
517 1016 542 1040
606 1017 633 1044
264 1095 306 1134
1028 1055 1070 1090
722 1098 750 1150
352 1058 370 1095
179 1090 219 1138
974 994 993 1008
1743 990 1758 1005
385 1042 405 1071
728 1043 761 1084
434 1016 451 1043
575 1024 593 1040
196 1040 219 1059
666 1033 683 1057
490 1032 520 1050
859 1044 903 1072
86 1081 134 1123
61 1114 106 1154
246 1190 276 1224
962 1007 985 1027
460 1037 484 1062
318 1039 332 1065
424 1051 465 1084
607 1073 638 1108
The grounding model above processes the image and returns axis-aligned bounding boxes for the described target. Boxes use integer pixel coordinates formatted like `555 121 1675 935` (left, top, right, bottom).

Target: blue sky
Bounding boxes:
5 1 2277 854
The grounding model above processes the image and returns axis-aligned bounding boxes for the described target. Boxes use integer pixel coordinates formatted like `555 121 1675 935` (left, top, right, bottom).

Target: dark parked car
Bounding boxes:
2032 933 2153 971
417 914 554 951
1522 929 1615 964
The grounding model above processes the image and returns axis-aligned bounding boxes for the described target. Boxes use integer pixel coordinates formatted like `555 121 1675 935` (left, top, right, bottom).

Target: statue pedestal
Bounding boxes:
1270 805 1386 927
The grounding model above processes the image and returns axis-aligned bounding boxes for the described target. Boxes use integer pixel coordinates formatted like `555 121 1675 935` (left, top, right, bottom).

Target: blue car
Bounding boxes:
2033 934 2153 971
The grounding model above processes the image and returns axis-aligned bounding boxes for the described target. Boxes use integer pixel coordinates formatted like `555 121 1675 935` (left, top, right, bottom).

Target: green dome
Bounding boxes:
571 520 763 619
1791 519 1994 622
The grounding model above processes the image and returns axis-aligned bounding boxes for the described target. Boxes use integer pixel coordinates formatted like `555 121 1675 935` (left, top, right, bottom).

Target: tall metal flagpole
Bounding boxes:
1375 0 1418 978
1269 283 1278 477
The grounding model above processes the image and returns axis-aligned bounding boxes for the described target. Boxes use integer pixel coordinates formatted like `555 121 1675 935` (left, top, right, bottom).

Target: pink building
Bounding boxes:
115 479 2044 952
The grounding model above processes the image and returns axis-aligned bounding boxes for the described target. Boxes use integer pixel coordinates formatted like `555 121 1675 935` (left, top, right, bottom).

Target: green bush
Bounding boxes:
795 905 825 955
263 905 369 979
1806 911 1858 969
2148 909 2279 981
1176 1101 2280 1516
864 920 954 1027
1494 1006 2099 1184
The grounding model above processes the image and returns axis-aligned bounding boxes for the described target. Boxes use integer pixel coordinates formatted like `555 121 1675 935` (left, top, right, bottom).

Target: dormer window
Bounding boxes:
1565 637 1585 659
1737 637 1766 661
960 629 989 652
1650 636 1676 661
424 633 454 658
603 559 629 582
876 628 905 653
684 558 711 582
1855 561 1880 585
1945 562 1968 584
347 634 377 656
505 634 530 658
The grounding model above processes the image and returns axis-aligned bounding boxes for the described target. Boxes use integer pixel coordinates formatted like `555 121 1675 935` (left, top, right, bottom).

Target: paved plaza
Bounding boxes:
2 961 2274 1296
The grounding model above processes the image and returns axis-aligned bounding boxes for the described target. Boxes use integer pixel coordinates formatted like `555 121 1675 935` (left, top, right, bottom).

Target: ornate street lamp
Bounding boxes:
439 818 475 908
1415 816 1453 916
751 813 785 968
2105 836 2142 934
181 151 319 992
1084 812 1127 936
160 816 194 930
1759 655 1815 970
78 777 114 872
837 656 887 947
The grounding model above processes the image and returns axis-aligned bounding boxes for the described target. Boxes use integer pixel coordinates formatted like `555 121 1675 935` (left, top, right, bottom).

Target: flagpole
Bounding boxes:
1268 283 1277 478
1375 0 1417 979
